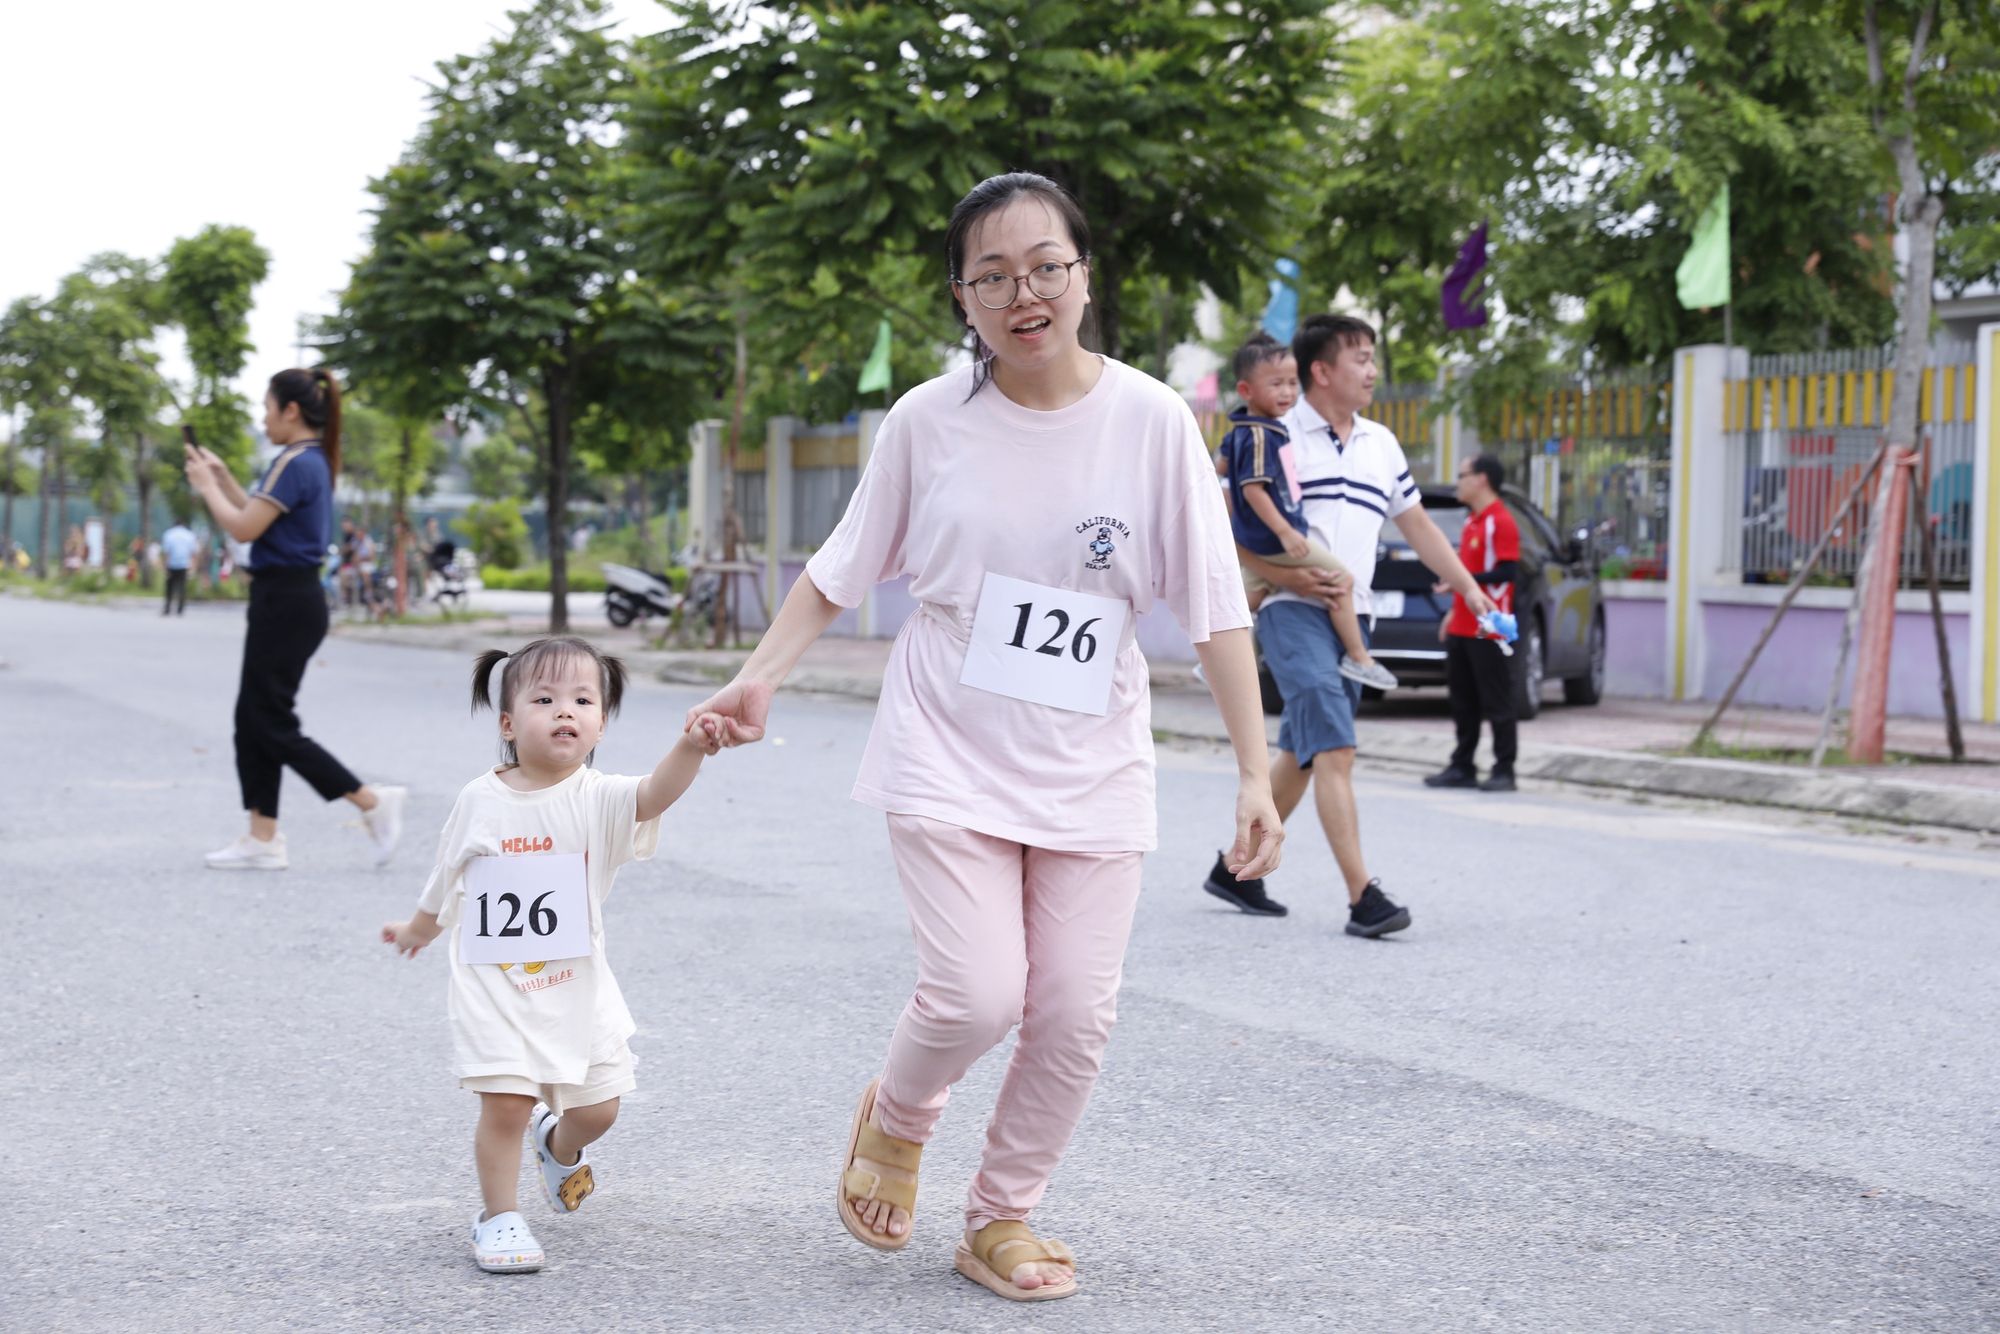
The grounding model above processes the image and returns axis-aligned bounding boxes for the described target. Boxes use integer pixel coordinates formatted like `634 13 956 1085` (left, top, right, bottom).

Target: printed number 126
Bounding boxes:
475 892 559 938
1005 602 1100 663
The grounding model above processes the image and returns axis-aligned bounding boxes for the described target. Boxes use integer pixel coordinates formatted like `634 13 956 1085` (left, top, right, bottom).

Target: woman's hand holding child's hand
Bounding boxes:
383 911 443 959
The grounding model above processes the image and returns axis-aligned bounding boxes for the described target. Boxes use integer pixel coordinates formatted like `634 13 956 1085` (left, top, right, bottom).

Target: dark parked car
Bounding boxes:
1363 484 1606 719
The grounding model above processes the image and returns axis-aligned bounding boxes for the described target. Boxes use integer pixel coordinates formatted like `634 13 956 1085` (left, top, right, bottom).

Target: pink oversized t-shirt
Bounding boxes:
805 357 1250 851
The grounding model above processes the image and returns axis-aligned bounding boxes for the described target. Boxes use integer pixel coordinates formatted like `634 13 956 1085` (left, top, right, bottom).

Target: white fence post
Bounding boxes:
1971 323 2000 721
1666 344 1730 701
855 407 887 637
686 419 726 562
765 415 797 614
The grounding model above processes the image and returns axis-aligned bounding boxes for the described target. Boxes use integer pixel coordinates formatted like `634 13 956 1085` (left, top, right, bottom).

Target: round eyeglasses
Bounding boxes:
952 256 1089 310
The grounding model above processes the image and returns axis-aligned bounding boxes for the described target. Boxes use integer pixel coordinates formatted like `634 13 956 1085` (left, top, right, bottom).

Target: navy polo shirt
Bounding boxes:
248 441 334 571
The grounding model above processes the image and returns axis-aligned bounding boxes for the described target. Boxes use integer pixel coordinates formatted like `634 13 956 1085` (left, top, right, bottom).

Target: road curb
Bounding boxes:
1282 725 2000 833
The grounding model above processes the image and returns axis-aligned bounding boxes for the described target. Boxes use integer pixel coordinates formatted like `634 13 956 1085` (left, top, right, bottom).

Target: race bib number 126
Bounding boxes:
958 572 1131 716
459 852 591 965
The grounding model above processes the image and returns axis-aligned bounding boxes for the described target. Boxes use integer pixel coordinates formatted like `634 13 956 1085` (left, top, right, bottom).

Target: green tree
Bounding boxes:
1304 0 1907 380
162 224 269 480
626 0 1338 360
0 295 86 575
331 0 714 630
59 255 174 580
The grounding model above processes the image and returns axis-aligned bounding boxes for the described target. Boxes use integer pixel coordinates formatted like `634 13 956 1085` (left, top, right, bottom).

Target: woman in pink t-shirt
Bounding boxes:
686 173 1282 1302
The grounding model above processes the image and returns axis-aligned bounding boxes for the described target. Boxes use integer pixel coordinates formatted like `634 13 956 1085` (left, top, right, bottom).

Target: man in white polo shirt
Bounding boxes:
1203 314 1494 936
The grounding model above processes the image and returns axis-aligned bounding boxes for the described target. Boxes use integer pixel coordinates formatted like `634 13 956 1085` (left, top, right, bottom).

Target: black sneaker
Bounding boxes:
1423 765 1479 788
1345 880 1411 938
1202 851 1288 917
1479 769 1517 792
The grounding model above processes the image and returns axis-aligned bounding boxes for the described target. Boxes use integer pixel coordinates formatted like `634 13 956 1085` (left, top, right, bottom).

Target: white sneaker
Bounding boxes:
1339 658 1400 691
203 833 289 871
531 1104 596 1215
470 1209 544 1273
360 786 407 867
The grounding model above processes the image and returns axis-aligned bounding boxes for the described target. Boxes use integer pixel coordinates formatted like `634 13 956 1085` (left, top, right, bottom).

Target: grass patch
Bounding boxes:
1680 735 1972 767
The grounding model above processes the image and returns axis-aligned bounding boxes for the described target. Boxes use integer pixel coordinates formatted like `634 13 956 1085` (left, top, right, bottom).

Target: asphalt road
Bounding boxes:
6 595 1999 1332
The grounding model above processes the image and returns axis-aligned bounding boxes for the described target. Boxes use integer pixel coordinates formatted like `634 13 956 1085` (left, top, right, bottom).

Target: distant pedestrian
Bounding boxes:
160 518 197 616
182 368 407 871
1425 454 1523 792
380 637 716 1274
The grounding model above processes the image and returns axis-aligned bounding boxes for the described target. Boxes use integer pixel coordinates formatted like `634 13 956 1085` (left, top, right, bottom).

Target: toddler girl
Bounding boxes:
383 635 715 1273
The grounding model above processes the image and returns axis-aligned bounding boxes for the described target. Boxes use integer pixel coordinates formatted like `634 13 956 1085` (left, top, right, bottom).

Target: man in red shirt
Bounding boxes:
1425 453 1522 792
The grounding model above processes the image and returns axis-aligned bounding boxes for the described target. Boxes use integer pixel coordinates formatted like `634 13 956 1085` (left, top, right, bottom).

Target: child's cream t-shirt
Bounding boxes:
804 358 1249 852
415 764 661 1086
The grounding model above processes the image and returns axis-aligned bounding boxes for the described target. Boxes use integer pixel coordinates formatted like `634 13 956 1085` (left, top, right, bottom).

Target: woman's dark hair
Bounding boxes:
471 636 628 764
268 367 343 478
944 172 1094 397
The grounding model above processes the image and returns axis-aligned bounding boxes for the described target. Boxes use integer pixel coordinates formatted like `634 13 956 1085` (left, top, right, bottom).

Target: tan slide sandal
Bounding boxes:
838 1078 921 1251
954 1220 1079 1302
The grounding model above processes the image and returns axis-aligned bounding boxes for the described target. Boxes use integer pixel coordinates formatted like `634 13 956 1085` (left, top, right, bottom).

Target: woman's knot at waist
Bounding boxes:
918 602 974 642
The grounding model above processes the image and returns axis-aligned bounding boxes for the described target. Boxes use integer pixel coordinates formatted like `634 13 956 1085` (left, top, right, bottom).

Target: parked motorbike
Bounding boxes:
601 562 683 627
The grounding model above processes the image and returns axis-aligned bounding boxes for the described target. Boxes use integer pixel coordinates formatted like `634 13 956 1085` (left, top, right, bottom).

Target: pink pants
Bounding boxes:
874 813 1143 1232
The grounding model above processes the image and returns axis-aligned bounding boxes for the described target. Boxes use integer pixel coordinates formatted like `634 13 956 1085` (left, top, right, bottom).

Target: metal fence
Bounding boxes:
1488 369 1675 579
1722 343 1977 588
790 423 860 551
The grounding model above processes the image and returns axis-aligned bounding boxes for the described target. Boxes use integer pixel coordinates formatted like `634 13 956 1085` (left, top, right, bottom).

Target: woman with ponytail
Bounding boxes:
184 368 406 871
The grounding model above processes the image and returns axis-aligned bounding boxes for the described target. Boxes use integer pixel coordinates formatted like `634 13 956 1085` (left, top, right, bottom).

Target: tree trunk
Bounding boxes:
1091 250 1121 360
716 316 748 648
633 473 650 573
393 423 411 618
53 438 67 574
134 432 154 589
3 431 17 559
35 429 49 577
1884 167 1942 457
545 356 575 635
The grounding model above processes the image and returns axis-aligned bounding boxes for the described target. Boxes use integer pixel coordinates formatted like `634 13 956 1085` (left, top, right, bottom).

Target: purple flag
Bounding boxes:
1441 222 1490 331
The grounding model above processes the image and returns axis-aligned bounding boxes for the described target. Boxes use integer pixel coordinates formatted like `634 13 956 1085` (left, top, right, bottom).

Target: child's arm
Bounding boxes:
636 730 713 823
1241 482 1311 559
382 911 443 958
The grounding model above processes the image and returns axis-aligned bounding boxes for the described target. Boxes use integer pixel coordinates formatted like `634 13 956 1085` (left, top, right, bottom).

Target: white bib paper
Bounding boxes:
958 572 1131 716
459 852 591 966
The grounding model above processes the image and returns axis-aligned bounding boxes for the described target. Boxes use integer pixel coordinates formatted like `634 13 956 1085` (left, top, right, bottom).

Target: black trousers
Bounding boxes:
163 568 188 615
235 568 361 818
1446 634 1518 772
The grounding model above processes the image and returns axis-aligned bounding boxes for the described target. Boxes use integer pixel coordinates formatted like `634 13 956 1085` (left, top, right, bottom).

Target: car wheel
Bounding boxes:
1512 616 1544 721
1563 613 1606 705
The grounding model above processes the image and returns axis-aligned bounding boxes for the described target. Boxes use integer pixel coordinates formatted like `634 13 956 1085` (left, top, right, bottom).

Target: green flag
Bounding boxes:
857 317 893 394
1675 182 1731 310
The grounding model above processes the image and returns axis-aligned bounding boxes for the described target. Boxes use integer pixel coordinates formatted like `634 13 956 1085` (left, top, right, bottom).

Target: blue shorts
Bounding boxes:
1258 598 1364 769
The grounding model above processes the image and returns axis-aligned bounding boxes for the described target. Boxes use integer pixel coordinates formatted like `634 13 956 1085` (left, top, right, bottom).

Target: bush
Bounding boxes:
454 498 529 571
478 564 608 593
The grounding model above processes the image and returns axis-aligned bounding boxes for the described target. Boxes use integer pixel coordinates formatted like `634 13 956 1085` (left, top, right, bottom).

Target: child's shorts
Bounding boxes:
1243 539 1351 603
460 1044 636 1114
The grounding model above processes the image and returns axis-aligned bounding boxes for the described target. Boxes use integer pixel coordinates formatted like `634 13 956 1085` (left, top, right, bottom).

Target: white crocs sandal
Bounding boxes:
531 1104 595 1215
471 1209 544 1273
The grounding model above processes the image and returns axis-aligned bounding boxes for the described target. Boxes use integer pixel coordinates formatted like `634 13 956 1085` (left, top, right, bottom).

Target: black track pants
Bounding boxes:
1446 633 1518 772
163 568 188 614
234 568 361 818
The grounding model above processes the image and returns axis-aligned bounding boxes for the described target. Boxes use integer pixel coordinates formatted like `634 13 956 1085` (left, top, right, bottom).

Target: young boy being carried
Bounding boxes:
1220 334 1398 691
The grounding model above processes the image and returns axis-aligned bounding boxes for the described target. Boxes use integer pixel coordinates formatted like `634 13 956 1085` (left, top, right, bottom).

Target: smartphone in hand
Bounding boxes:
180 424 197 449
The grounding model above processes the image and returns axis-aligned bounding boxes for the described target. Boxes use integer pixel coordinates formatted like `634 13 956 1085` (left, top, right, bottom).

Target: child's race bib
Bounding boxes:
459 852 590 965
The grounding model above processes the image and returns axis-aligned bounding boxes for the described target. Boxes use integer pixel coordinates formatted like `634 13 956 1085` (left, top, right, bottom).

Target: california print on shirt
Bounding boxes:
1077 515 1131 571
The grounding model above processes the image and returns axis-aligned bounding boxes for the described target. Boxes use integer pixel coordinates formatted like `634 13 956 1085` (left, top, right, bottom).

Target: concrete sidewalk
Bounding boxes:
329 613 2000 832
